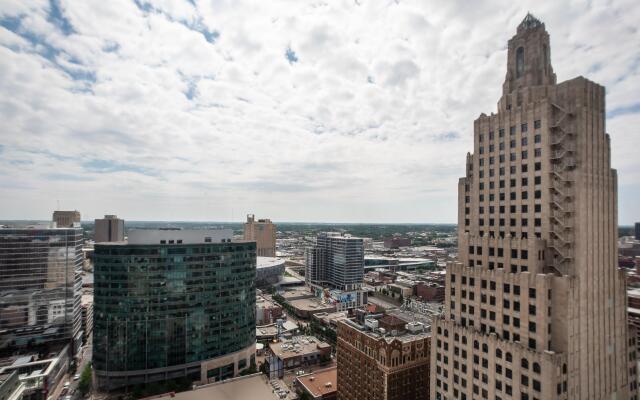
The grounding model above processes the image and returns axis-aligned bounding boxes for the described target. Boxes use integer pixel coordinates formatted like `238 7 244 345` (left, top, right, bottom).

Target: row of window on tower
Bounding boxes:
433 325 564 400
478 120 541 144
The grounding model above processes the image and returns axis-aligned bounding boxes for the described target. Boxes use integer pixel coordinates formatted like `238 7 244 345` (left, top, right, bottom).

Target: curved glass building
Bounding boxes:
93 229 256 390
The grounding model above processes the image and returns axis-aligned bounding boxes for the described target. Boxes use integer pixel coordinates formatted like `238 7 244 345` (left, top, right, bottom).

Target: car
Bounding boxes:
63 382 70 389
73 374 80 381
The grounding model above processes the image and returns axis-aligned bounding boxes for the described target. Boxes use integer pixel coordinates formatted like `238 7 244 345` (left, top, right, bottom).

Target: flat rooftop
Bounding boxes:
257 257 285 269
268 336 330 360
342 317 431 344
151 375 277 400
281 289 314 300
127 229 233 245
297 367 337 398
289 298 335 312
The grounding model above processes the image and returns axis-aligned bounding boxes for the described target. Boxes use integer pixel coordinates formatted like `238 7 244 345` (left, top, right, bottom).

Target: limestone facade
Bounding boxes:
431 14 637 400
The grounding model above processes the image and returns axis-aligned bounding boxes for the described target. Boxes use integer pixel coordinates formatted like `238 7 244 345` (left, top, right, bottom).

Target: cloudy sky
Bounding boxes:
0 0 638 223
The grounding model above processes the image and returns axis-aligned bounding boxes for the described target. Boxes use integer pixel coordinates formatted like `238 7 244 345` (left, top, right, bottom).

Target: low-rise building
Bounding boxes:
256 320 299 342
0 344 69 400
289 298 336 319
151 374 279 400
81 294 93 342
267 336 332 379
414 282 445 303
0 372 25 400
312 312 349 330
256 296 283 326
383 237 411 249
296 367 337 400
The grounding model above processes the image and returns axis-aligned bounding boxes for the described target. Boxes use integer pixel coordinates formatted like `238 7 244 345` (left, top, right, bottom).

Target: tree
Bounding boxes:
298 391 313 400
78 363 92 396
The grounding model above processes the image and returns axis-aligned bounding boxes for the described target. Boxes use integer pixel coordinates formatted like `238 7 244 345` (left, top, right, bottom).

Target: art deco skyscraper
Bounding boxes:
431 14 637 400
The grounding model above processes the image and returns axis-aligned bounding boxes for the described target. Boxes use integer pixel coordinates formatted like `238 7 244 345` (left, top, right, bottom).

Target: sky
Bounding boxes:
0 0 639 224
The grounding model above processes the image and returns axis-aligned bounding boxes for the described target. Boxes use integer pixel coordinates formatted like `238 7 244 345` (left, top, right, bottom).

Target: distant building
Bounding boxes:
81 294 93 342
306 233 364 290
414 282 444 303
244 214 276 257
0 224 83 354
636 222 640 240
94 215 124 242
52 210 81 227
383 237 411 249
306 233 366 311
267 336 331 379
337 318 430 400
296 367 337 400
0 344 70 400
256 295 283 326
256 257 285 287
93 229 256 390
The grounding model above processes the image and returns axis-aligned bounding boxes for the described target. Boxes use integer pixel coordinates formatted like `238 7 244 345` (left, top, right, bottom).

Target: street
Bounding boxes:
50 336 93 400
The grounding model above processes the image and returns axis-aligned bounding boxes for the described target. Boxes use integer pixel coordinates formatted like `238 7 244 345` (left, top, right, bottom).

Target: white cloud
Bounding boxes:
0 0 639 223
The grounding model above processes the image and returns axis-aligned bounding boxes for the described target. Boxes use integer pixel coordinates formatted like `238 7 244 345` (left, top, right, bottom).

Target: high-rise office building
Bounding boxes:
94 215 125 242
306 233 364 291
635 222 640 241
431 14 637 400
93 229 256 390
52 210 81 228
337 318 430 400
305 233 366 311
243 214 276 257
0 224 83 353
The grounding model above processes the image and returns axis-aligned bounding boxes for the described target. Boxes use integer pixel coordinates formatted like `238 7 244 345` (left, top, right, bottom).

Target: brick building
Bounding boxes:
337 319 431 400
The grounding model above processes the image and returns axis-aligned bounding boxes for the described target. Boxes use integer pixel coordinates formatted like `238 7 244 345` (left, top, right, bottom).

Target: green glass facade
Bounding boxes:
93 240 256 389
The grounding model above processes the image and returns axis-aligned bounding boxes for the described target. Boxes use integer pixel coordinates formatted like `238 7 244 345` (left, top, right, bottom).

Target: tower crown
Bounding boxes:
517 12 543 32
501 13 556 100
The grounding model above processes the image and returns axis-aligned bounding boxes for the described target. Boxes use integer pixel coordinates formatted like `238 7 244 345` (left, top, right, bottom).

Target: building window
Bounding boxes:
521 123 528 132
516 47 525 78
534 120 541 129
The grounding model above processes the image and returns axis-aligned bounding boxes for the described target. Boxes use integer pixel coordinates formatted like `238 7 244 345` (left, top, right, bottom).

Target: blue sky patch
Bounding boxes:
608 102 640 119
82 159 157 176
47 0 75 35
285 47 298 64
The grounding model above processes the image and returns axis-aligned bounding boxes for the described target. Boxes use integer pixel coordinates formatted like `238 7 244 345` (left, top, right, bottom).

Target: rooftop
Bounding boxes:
296 367 337 398
150 375 277 400
257 257 285 269
268 336 330 360
127 229 233 245
343 314 431 344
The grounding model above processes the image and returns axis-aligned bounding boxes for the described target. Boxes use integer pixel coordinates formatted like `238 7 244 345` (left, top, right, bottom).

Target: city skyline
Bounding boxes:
1 1 639 224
